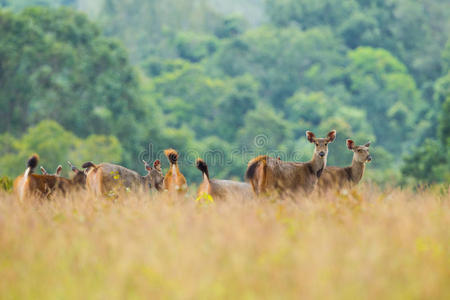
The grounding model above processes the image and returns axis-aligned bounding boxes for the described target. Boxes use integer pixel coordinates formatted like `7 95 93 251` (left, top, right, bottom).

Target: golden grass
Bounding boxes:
0 186 449 300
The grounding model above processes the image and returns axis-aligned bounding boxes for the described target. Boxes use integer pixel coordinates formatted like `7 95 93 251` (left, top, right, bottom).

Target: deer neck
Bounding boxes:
350 158 365 183
310 153 326 177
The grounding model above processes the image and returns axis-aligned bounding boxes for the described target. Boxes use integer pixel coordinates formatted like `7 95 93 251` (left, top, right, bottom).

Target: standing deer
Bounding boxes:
82 159 164 196
142 159 165 192
163 149 187 195
196 158 253 200
14 155 86 201
318 139 372 191
245 130 336 197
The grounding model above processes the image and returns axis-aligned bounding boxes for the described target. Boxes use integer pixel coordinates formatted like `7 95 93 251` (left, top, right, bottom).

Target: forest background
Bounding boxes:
0 0 449 185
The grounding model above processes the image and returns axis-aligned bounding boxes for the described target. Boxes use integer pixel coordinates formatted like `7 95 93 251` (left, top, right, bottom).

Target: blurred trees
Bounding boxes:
344 47 426 153
0 120 122 177
0 7 148 169
401 43 450 184
265 0 450 86
0 1 449 185
210 26 346 104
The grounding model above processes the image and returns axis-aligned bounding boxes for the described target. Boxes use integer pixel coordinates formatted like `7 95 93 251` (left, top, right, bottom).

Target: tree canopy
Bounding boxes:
0 1 449 185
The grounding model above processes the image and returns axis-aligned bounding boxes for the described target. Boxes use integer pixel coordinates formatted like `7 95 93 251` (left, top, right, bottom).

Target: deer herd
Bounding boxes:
13 130 372 202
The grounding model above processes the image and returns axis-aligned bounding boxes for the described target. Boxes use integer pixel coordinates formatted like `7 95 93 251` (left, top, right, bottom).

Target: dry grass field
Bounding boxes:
0 185 449 300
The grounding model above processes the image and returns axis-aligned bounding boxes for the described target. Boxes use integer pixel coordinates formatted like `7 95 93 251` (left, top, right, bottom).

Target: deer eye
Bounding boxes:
325 143 328 146
358 149 362 152
315 143 318 146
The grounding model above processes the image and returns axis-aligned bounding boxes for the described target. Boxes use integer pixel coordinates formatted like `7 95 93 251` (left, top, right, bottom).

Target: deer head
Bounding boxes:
306 130 336 160
142 159 164 191
67 161 87 186
346 140 372 163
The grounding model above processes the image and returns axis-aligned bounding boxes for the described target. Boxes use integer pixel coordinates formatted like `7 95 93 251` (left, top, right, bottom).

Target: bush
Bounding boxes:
0 176 13 192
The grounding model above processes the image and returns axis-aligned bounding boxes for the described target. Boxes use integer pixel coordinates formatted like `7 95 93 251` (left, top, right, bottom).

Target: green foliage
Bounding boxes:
442 41 450 74
0 7 150 170
174 32 218 62
238 104 294 155
439 97 450 146
0 1 449 185
0 120 123 177
0 176 13 192
0 0 64 11
214 15 247 38
71 135 123 166
146 59 259 143
210 26 347 103
100 0 221 61
345 47 425 153
402 139 449 184
266 0 358 29
401 75 450 184
265 0 450 86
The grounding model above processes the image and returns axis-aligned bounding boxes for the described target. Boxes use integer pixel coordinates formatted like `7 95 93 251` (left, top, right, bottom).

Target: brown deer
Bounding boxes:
13 155 86 201
245 130 336 197
196 158 253 200
82 159 164 196
163 149 187 195
66 161 89 188
142 159 165 192
318 139 372 191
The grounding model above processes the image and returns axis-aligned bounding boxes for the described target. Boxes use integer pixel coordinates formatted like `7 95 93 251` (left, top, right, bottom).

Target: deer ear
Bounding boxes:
153 160 161 171
67 161 79 173
40 166 48 175
142 160 152 171
346 139 355 150
327 130 336 143
364 141 371 147
56 165 63 176
306 131 316 143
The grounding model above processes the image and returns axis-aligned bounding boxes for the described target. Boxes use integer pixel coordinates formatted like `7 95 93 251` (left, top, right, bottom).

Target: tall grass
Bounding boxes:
0 185 449 299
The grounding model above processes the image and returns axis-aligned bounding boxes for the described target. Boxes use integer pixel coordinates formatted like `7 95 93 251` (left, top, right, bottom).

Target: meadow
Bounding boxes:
0 185 448 299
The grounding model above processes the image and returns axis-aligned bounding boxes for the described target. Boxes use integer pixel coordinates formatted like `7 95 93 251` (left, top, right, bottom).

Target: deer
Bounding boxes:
81 159 163 196
163 149 187 195
245 130 336 197
142 159 165 192
318 139 372 191
13 155 86 201
196 158 253 201
66 161 89 188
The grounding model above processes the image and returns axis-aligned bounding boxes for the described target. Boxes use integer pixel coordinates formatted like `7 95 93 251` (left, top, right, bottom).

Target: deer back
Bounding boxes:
210 179 253 200
86 163 144 195
266 158 318 195
247 157 318 196
318 166 354 192
14 174 59 200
